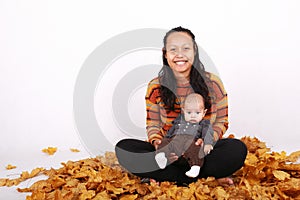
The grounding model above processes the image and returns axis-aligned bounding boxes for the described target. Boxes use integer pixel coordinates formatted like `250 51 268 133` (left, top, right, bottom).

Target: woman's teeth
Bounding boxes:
176 61 186 65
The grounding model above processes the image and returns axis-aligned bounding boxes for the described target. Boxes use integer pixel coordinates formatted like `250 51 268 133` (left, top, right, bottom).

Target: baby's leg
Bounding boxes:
184 139 204 166
170 135 191 156
184 142 204 177
155 138 172 169
155 152 167 169
185 165 201 178
156 137 172 150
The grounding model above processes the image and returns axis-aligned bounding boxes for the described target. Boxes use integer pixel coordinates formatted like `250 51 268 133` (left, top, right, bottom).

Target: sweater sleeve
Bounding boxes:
210 74 229 140
145 79 163 144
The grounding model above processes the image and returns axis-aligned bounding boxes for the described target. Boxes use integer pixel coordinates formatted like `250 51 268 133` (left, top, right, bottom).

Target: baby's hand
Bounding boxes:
204 144 213 155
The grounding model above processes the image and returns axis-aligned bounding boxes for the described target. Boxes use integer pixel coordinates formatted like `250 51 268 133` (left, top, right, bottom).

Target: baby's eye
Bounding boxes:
187 112 191 114
196 112 200 114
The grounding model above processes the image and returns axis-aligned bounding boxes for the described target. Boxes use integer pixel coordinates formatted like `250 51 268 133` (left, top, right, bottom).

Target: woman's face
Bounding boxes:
164 32 195 79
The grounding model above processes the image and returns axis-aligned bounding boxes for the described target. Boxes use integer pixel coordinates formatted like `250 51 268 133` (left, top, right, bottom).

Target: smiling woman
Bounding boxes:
115 26 248 186
164 31 195 79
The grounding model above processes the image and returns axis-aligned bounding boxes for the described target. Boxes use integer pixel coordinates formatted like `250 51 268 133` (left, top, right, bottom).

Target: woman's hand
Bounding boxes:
195 138 203 146
153 140 162 150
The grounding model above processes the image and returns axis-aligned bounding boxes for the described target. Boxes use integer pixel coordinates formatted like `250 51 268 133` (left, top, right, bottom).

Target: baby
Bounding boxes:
155 93 215 177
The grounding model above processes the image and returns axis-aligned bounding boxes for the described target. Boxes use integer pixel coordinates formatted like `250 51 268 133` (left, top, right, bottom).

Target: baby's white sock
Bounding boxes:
185 165 201 178
155 152 167 169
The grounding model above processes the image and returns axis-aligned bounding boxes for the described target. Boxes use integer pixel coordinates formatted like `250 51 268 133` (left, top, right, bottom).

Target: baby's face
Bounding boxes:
183 101 206 123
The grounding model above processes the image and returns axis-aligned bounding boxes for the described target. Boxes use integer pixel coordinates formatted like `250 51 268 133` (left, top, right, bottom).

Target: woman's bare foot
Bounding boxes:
217 177 234 186
150 178 160 185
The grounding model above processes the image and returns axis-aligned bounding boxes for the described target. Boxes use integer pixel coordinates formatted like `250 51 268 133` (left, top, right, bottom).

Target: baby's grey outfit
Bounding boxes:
156 115 215 167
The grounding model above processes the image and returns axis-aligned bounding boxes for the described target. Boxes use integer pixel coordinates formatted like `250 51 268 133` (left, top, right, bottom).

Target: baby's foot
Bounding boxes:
185 165 201 178
155 152 167 169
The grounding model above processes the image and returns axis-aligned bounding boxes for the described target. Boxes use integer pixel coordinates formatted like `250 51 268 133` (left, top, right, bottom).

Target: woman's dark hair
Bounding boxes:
159 26 212 111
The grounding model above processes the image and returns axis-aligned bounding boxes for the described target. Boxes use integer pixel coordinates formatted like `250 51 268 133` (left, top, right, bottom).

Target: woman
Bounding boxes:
115 26 247 186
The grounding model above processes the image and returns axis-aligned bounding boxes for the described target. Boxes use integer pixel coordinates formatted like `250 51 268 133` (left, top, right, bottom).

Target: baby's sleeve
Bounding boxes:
202 120 216 146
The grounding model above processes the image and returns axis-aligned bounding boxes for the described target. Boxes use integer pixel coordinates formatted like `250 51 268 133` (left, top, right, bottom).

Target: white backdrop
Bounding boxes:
1 0 300 199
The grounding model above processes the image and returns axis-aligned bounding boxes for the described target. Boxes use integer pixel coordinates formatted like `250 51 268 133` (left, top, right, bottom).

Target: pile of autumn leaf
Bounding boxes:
1 136 300 200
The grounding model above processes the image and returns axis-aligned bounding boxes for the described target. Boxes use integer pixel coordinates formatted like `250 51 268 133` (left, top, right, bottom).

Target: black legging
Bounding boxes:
115 138 247 185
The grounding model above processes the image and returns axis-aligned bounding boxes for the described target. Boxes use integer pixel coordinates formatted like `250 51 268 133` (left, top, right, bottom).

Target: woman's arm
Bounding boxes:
210 74 229 140
145 79 164 144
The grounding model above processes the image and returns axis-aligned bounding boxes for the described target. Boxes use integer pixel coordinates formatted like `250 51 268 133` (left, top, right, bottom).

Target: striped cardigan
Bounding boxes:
145 72 228 144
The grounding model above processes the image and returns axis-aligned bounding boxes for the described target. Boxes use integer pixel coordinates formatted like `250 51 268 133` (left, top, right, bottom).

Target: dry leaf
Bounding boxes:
6 164 16 170
70 148 80 152
273 170 290 181
42 147 57 155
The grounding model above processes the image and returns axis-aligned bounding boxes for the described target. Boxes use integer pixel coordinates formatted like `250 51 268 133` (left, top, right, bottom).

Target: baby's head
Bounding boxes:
182 93 207 123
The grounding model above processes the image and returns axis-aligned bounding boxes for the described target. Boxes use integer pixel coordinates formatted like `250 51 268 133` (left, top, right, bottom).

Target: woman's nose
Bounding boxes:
176 48 184 56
